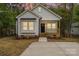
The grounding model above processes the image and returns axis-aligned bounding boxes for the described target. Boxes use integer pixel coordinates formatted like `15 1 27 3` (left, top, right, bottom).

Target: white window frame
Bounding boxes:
21 21 34 31
46 22 57 33
46 23 57 30
51 23 57 29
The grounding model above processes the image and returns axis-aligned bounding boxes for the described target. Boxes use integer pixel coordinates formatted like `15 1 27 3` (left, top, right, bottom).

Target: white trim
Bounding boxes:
31 4 62 19
16 10 41 19
16 4 62 19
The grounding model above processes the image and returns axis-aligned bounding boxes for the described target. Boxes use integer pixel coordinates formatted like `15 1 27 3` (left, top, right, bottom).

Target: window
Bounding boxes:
38 7 41 12
28 22 34 30
47 23 56 29
52 23 56 29
47 23 51 29
21 21 34 31
22 22 28 30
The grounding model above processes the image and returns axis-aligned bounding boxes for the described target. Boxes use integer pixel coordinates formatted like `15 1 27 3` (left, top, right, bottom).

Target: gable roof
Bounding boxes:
31 4 62 19
16 4 62 19
16 10 41 19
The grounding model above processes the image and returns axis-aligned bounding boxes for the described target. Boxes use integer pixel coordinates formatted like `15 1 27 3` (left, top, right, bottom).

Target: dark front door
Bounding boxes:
41 23 45 33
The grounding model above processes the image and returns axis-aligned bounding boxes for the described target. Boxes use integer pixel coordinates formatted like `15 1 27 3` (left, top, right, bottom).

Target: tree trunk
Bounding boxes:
67 3 74 38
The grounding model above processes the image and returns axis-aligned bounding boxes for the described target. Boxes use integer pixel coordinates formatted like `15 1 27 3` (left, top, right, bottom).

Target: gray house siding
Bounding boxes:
16 4 62 38
32 5 61 37
71 22 79 35
16 11 40 36
32 6 61 20
71 28 79 35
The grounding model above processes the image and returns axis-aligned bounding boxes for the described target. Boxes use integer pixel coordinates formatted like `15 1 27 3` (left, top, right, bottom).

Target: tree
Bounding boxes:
50 3 74 38
0 3 20 37
67 3 74 37
73 4 79 22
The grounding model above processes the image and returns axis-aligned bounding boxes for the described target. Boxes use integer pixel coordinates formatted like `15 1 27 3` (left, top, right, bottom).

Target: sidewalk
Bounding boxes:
21 42 79 56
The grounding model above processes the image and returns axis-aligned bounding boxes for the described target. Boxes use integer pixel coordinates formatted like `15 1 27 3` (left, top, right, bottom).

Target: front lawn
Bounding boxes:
0 36 79 56
48 37 79 42
0 36 38 56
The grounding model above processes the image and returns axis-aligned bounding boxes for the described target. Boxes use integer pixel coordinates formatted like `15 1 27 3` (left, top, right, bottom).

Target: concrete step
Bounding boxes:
39 37 47 42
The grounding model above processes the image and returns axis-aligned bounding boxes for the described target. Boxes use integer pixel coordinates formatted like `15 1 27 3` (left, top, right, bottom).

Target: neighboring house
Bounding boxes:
71 22 79 35
16 4 62 38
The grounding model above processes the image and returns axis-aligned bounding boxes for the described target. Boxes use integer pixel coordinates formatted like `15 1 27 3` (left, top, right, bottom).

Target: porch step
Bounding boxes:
40 33 47 37
39 37 47 42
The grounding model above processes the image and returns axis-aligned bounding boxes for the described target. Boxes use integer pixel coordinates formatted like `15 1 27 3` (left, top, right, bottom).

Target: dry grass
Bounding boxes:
0 36 38 56
48 37 79 42
0 36 79 56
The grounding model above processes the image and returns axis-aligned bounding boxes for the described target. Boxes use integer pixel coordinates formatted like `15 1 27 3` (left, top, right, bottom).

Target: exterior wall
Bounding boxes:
19 19 39 36
71 23 79 35
40 20 60 37
17 12 40 36
40 20 58 33
71 27 79 35
18 12 39 18
16 5 61 38
17 18 20 36
32 6 60 20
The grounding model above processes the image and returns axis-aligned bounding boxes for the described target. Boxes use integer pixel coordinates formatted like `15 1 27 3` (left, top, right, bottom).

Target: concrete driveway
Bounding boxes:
21 42 79 56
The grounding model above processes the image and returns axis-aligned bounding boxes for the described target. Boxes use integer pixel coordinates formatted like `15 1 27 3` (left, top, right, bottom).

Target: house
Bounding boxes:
71 22 79 35
16 4 62 38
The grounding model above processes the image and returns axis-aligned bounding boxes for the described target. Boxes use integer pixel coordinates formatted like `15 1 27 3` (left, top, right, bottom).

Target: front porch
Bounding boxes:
40 33 60 38
39 20 60 38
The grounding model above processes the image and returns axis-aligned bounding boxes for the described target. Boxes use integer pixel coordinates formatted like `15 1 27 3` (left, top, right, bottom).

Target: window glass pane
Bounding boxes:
38 7 41 12
29 22 34 30
47 23 51 29
22 22 28 30
52 23 56 29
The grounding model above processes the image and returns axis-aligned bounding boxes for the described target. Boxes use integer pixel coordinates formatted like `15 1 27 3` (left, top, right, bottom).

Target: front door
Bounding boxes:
41 23 45 33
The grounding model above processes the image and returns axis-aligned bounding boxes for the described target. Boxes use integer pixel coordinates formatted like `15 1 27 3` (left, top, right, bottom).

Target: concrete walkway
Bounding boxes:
21 42 79 56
